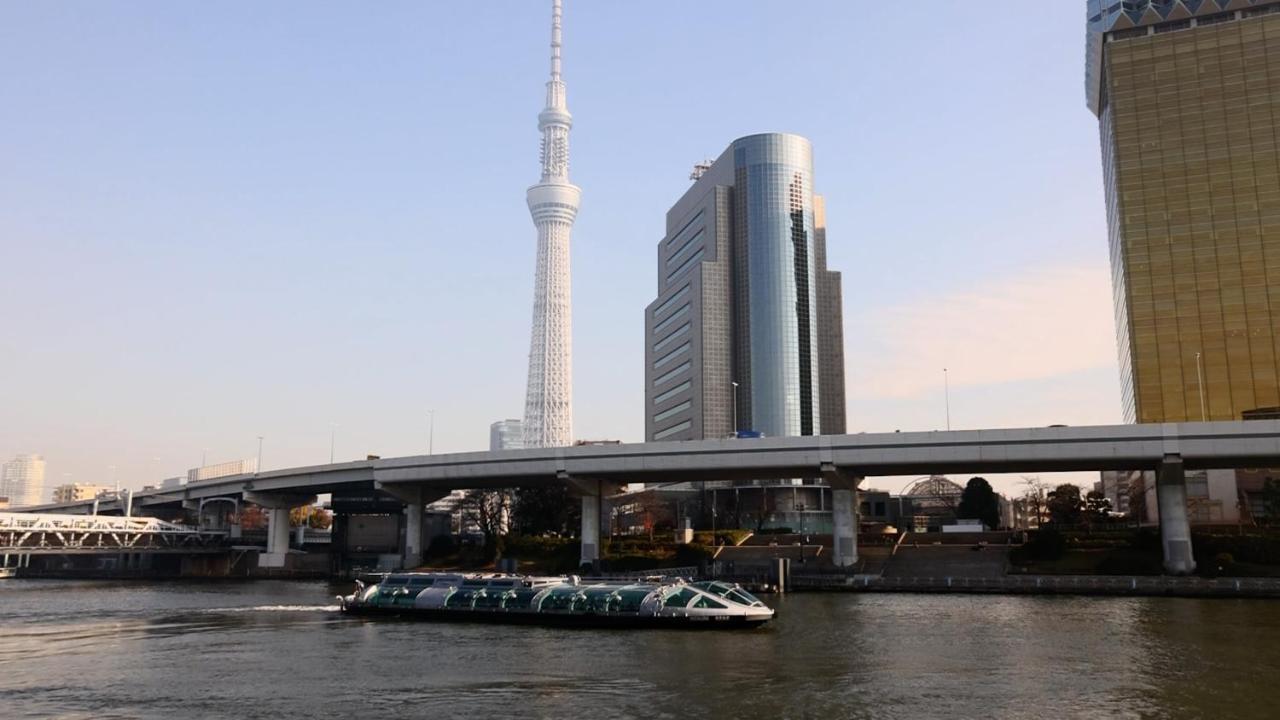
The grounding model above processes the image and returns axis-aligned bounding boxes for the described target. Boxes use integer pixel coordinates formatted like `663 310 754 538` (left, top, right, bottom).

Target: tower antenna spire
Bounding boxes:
551 0 562 82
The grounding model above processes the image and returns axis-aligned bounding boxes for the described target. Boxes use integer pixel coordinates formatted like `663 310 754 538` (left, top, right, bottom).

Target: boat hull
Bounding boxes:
340 604 771 630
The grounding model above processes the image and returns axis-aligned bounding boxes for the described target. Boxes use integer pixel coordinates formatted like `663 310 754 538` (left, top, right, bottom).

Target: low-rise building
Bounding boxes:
51 483 112 504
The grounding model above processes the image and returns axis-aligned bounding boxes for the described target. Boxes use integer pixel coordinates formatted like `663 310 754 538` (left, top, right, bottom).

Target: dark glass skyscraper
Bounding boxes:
644 133 846 441
1087 0 1280 423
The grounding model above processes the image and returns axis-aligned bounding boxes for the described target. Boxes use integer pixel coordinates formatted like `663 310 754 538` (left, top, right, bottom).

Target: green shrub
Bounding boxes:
425 534 457 558
1095 549 1163 575
1021 527 1066 561
1129 528 1161 552
692 530 751 546
673 543 711 568
1194 533 1280 566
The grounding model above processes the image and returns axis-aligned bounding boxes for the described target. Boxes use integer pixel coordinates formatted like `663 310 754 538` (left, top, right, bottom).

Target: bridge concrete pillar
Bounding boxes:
404 502 423 569
1157 455 1196 575
372 483 447 570
562 475 623 572
823 465 861 570
244 492 316 569
264 508 291 567
580 494 600 569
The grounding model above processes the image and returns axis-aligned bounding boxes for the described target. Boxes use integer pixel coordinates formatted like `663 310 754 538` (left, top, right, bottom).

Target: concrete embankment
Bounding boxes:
789 573 1280 599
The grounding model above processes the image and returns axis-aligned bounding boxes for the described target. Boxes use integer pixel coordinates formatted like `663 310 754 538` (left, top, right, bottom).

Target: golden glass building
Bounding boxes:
1088 0 1280 423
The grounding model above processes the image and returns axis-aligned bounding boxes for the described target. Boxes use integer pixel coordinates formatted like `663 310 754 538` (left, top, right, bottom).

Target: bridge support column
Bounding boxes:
244 491 316 569
1157 455 1196 575
580 494 600 569
265 508 291 566
823 464 861 570
404 502 423 569
562 475 623 572
372 483 447 570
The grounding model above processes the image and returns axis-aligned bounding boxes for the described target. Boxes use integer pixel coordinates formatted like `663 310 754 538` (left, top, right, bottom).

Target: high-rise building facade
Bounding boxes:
1 454 47 507
1087 0 1280 423
490 419 525 451
522 0 580 449
644 133 846 442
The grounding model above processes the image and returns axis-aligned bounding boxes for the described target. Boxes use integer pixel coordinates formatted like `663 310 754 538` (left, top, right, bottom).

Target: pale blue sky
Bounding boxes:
1 1 1116 497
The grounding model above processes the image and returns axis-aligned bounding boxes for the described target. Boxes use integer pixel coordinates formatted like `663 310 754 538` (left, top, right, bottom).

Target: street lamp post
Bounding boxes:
428 410 435 455
256 436 264 473
943 368 951 431
730 381 739 437
1195 352 1208 421
329 424 337 464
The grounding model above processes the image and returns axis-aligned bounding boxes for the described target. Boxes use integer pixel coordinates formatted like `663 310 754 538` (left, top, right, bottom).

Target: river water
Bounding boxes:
1 580 1278 719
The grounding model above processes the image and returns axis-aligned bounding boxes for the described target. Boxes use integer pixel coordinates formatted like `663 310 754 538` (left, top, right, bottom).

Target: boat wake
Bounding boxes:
201 604 340 614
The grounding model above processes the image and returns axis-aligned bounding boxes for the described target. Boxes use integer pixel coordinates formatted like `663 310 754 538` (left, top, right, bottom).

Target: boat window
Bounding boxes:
445 590 477 609
583 588 619 613
691 581 735 597
505 588 541 610
726 589 761 606
382 577 408 586
473 590 506 609
461 579 488 588
690 594 728 609
615 589 652 612
539 587 585 612
662 588 698 608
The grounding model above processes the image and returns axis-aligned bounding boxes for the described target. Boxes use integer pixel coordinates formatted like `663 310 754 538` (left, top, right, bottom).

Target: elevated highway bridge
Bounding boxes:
22 420 1280 574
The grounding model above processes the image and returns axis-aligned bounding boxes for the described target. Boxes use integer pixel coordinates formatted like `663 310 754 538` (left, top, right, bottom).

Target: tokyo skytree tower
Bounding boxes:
522 0 580 448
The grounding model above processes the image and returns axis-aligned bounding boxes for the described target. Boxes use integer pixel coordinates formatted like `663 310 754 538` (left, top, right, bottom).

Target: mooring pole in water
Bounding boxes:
775 557 790 593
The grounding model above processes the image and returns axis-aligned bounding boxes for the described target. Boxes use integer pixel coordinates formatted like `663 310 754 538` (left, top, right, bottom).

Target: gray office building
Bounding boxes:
489 419 525 451
644 133 846 442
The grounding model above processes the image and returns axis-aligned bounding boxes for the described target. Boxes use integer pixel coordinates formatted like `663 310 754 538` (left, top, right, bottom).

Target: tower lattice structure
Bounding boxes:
522 0 580 448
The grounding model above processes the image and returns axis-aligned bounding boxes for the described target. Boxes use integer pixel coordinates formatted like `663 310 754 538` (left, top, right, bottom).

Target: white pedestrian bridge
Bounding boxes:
0 512 221 555
21 421 1280 574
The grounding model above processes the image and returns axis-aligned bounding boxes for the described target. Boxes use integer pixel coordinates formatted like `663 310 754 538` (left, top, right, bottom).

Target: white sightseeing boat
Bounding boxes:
339 572 774 629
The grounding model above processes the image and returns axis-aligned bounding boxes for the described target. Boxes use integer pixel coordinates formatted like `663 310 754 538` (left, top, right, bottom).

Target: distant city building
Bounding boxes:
489 420 525 451
51 483 111 504
187 459 257 484
1097 470 1135 517
1 454 46 508
1131 469 1242 526
644 133 846 443
1087 1 1280 423
160 476 185 489
0 497 9 511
